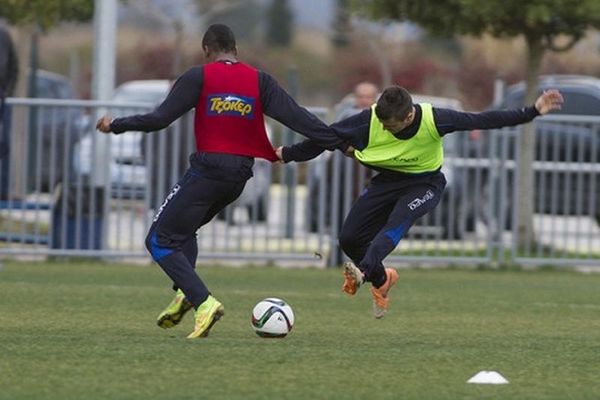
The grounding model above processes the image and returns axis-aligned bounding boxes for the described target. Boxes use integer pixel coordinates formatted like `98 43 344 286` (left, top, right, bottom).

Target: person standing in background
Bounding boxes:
309 81 380 263
332 80 380 250
335 81 380 120
0 24 18 199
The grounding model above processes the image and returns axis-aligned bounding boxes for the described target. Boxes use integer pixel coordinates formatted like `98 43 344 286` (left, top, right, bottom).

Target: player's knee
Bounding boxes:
144 230 154 254
144 226 163 255
145 229 176 261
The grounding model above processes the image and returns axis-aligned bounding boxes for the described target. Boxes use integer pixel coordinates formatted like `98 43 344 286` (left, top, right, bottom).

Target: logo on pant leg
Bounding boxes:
153 184 181 222
407 190 434 211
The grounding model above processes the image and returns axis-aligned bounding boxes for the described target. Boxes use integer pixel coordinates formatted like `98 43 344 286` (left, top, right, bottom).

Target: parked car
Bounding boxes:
74 80 272 221
306 94 476 239
485 75 600 227
27 70 86 192
74 80 170 199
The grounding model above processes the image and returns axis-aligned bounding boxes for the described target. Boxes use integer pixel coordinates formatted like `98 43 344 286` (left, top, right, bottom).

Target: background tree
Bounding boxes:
266 0 293 47
331 0 351 48
126 0 198 79
193 0 250 35
0 0 93 29
196 0 263 45
361 0 600 249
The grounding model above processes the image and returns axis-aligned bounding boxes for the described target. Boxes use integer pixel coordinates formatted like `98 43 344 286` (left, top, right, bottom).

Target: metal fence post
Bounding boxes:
284 68 298 239
92 0 117 251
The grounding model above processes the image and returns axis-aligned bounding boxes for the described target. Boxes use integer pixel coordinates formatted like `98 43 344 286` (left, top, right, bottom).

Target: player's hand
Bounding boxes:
343 145 355 157
96 115 113 133
275 146 284 163
535 90 563 115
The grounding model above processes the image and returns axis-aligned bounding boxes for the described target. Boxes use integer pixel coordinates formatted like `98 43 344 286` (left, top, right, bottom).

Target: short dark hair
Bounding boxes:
375 86 413 121
202 24 236 53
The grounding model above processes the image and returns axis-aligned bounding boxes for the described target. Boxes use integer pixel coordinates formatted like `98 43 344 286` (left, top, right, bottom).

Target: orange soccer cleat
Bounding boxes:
341 262 364 296
370 268 399 318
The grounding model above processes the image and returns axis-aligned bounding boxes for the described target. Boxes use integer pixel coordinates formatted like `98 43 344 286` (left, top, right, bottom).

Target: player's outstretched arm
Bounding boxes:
434 89 564 136
276 139 328 163
95 67 202 135
260 72 347 152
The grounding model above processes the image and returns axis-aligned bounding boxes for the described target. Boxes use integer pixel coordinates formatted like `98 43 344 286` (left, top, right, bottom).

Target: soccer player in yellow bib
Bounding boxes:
277 86 563 318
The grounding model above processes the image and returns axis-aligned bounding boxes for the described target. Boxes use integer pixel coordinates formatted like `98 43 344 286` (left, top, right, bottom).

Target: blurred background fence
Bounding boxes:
1 96 600 269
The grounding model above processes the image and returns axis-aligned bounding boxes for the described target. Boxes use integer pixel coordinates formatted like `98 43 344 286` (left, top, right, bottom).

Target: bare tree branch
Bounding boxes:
128 0 176 27
196 0 249 19
543 34 581 52
350 18 392 86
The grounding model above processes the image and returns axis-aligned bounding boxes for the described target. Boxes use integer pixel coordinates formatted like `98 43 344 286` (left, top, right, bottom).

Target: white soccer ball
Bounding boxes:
251 298 295 338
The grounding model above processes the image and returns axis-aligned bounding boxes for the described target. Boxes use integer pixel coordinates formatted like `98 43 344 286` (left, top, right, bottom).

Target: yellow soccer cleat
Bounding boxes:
186 295 225 339
156 289 193 329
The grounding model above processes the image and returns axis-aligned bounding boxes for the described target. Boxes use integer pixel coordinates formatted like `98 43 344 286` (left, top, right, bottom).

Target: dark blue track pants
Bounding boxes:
339 172 446 287
145 168 246 308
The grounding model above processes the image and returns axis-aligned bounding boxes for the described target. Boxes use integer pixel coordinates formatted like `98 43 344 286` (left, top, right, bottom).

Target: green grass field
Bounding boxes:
1 261 599 400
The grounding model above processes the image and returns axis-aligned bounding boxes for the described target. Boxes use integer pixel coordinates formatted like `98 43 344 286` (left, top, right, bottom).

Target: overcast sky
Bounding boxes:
121 0 336 33
288 0 335 31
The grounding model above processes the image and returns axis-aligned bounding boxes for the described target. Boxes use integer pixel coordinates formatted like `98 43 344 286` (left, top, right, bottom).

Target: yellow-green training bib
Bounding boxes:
354 103 443 173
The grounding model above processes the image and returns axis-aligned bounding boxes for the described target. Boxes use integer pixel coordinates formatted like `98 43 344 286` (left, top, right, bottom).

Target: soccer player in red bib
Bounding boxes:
96 24 347 338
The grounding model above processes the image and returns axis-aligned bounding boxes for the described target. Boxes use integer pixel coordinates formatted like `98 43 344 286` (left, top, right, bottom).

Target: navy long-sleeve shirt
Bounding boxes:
282 104 540 164
111 63 346 151
109 62 349 181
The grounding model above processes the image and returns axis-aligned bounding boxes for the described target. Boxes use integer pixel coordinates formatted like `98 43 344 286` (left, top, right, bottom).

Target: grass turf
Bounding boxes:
1 261 599 400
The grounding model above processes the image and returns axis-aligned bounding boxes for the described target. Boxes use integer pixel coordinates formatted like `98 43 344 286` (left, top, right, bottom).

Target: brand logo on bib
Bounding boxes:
393 156 419 163
207 94 255 118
